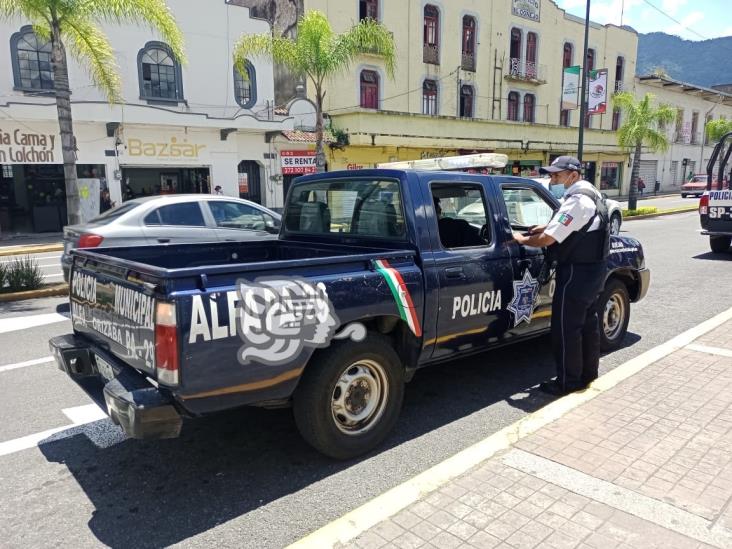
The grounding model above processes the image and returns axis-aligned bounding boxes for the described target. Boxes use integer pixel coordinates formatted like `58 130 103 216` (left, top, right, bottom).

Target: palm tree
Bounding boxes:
0 0 184 225
234 10 395 173
613 92 676 210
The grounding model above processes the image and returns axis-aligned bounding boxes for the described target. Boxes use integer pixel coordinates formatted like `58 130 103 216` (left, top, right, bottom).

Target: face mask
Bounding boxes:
550 184 566 199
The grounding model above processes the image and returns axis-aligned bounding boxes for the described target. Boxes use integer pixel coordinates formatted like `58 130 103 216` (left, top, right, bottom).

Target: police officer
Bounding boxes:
513 156 609 396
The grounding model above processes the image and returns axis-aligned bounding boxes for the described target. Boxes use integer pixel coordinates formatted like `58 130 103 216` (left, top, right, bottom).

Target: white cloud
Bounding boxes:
587 0 643 26
664 10 705 39
661 0 687 16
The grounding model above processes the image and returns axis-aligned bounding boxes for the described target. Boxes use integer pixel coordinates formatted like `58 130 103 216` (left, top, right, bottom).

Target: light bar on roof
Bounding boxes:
377 153 509 171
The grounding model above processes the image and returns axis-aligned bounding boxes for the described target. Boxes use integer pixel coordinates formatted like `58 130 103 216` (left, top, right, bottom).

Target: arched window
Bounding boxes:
11 26 53 92
234 62 257 108
459 85 474 118
615 56 624 92
422 79 438 115
423 5 440 64
360 70 379 109
510 28 522 60
507 91 520 121
523 93 535 123
138 42 183 101
462 16 476 71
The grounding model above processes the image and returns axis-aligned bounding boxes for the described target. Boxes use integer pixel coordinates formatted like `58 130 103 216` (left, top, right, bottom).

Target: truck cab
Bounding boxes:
699 131 732 252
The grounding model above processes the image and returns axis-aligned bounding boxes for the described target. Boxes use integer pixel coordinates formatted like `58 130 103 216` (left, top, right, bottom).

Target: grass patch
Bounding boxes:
623 207 658 217
0 255 44 293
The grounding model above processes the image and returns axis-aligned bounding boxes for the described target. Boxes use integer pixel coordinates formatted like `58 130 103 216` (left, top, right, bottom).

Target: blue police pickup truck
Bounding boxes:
51 169 650 459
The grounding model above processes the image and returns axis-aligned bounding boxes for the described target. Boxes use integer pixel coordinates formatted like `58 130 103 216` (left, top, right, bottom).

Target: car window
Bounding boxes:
89 202 139 224
501 187 555 228
209 201 266 230
144 203 206 227
432 183 491 249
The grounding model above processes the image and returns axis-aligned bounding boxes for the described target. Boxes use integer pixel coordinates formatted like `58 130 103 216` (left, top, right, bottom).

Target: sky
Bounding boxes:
554 0 731 41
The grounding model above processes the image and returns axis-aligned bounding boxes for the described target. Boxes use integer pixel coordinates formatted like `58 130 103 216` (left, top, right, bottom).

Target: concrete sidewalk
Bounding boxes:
305 313 732 549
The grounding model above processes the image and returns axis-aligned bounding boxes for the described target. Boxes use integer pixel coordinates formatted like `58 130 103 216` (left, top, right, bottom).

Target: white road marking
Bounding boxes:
503 449 732 547
0 312 68 334
0 253 62 264
0 356 55 373
62 403 108 424
42 273 64 279
288 305 732 549
686 342 732 358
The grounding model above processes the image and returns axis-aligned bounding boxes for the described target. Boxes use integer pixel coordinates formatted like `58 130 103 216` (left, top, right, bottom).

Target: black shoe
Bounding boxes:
539 379 588 396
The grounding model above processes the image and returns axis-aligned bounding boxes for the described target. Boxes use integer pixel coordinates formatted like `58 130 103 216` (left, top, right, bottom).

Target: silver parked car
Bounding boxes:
61 194 281 281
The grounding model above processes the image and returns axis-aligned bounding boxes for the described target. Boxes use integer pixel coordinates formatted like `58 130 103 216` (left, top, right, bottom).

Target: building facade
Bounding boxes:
632 76 732 191
304 0 638 195
0 0 309 234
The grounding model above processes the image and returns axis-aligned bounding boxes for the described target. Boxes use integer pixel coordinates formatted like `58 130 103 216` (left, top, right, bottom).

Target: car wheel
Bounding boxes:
609 213 621 235
599 279 630 352
293 333 404 459
681 193 687 198
710 235 731 253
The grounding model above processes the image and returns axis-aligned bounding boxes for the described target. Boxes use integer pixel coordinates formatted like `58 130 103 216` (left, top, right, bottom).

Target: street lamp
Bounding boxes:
577 0 591 161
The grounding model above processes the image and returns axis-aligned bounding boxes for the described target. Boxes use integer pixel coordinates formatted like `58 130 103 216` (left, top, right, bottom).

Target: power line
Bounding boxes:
639 0 708 40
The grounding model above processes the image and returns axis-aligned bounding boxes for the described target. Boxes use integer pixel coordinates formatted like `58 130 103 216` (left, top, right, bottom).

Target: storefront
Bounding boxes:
600 162 623 192
120 166 210 199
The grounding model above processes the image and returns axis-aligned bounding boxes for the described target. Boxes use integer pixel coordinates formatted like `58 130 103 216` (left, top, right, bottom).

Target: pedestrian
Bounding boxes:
637 177 646 197
214 185 223 195
512 156 610 396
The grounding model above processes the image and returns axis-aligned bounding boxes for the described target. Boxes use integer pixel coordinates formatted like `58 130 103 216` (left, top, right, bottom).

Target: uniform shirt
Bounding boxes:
544 180 602 244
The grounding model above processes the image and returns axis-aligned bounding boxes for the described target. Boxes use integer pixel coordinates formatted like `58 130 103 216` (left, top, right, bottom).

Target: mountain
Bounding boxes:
636 32 732 87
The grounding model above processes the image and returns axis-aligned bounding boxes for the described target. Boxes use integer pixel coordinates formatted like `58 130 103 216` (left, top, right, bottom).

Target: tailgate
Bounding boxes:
69 259 157 375
708 191 732 230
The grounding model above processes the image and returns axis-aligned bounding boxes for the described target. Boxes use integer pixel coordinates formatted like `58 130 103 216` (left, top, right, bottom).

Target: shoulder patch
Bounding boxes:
558 213 574 226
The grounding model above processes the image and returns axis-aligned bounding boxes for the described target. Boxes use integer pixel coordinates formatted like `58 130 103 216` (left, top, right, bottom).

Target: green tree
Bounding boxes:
706 118 732 143
0 0 184 225
612 92 676 210
234 10 395 172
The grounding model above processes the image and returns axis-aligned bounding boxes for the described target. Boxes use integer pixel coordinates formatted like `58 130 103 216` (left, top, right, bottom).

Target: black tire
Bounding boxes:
681 193 687 198
610 213 621 235
293 333 404 459
710 235 731 253
599 279 630 352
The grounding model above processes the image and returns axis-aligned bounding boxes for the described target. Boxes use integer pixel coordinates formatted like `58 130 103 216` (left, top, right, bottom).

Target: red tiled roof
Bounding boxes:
281 129 335 143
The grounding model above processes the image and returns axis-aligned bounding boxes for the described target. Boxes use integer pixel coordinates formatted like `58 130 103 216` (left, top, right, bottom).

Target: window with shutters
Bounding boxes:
507 91 520 121
459 85 474 118
360 70 379 109
422 80 438 115
359 0 378 21
523 94 535 123
423 5 440 64
461 16 476 71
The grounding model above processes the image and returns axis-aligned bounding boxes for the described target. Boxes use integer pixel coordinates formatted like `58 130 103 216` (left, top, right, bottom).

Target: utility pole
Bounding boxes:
577 0 591 161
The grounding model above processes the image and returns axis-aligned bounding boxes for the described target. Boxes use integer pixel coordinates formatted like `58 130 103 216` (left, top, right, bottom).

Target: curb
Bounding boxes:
623 206 698 221
0 283 68 303
0 244 63 257
287 306 732 549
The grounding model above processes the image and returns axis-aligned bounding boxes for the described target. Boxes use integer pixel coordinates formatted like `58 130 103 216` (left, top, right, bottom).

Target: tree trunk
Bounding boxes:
51 18 80 227
314 84 326 173
628 140 642 211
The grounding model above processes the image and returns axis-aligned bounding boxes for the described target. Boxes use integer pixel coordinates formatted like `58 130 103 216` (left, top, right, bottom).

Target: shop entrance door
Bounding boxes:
238 161 262 204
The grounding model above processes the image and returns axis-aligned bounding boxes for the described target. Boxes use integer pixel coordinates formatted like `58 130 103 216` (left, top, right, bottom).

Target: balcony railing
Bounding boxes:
505 58 546 83
614 81 624 93
461 52 476 72
423 44 439 65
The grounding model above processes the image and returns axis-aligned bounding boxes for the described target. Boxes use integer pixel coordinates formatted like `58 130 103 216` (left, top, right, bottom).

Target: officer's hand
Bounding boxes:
528 224 547 235
512 231 528 245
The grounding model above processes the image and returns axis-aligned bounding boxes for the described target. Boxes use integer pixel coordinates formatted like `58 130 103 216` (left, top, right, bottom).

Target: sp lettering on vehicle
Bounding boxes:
452 291 502 319
188 278 366 366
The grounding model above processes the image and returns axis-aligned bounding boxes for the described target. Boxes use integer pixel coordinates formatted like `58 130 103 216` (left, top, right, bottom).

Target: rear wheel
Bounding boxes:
599 279 630 352
293 333 404 459
681 193 687 198
710 235 731 253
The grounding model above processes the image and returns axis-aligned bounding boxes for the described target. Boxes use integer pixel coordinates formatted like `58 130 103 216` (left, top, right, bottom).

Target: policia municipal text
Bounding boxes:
513 156 611 396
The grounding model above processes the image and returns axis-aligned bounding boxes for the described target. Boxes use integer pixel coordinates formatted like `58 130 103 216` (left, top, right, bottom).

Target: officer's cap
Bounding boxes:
540 155 582 174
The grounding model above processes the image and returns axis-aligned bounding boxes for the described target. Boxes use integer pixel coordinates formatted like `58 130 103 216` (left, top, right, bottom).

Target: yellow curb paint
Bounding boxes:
0 284 68 303
623 206 698 221
0 244 63 257
287 305 732 549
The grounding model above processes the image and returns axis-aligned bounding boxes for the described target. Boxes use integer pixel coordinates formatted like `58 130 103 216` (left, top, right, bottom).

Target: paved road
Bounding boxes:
617 193 696 212
0 251 63 283
0 212 730 548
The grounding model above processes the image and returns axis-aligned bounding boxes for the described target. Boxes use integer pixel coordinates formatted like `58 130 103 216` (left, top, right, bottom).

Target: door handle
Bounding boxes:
157 238 171 243
444 266 465 279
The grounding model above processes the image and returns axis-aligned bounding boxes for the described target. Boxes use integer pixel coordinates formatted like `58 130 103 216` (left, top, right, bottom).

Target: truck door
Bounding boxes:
498 180 557 337
430 181 514 360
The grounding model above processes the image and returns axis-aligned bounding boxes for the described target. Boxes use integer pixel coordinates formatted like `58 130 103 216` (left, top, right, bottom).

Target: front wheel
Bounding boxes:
681 193 687 198
599 279 630 352
610 214 621 235
710 235 731 253
293 333 404 459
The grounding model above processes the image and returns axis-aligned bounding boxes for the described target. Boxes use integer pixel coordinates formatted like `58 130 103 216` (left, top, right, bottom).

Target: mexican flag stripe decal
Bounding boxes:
373 259 422 337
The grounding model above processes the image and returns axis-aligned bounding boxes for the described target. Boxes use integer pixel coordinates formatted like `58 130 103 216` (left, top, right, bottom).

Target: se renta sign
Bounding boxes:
512 0 540 22
281 150 317 175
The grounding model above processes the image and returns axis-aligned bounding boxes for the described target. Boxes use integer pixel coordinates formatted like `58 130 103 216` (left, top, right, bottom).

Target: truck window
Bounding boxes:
285 178 406 239
501 187 554 229
431 183 490 248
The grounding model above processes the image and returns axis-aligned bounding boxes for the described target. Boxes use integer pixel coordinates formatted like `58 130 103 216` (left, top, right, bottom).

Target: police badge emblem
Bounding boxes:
507 270 541 326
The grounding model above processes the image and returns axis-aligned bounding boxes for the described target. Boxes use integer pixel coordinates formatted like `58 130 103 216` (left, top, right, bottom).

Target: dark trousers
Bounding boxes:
551 262 605 389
